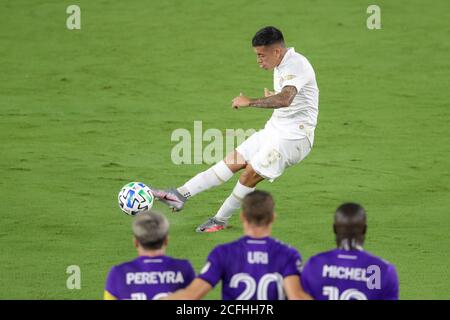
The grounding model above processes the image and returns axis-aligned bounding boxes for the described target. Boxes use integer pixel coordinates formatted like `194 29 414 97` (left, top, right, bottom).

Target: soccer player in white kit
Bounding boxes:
152 26 319 233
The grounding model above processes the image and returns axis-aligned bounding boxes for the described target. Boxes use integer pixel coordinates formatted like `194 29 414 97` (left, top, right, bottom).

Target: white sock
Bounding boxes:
215 182 255 222
177 160 233 198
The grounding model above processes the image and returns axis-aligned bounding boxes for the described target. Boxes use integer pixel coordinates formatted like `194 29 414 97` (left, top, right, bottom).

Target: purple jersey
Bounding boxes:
198 236 302 300
301 249 399 300
105 255 195 300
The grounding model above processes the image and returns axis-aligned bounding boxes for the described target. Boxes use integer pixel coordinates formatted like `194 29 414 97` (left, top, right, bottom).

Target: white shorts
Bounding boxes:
236 128 311 182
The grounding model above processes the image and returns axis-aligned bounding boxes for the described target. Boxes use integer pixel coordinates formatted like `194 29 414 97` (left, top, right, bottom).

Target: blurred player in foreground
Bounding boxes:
104 211 195 300
163 191 311 300
301 203 399 300
152 26 319 232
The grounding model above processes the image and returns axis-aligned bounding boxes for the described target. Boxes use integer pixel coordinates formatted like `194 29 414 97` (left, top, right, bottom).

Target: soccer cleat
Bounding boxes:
196 217 227 233
151 188 187 212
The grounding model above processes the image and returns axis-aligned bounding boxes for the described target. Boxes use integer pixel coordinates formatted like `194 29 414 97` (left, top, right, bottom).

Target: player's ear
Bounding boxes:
274 45 282 57
240 212 248 228
164 235 169 247
362 224 367 235
133 237 139 248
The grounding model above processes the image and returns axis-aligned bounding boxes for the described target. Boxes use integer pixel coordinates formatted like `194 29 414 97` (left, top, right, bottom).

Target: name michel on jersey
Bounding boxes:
126 271 185 285
322 265 381 282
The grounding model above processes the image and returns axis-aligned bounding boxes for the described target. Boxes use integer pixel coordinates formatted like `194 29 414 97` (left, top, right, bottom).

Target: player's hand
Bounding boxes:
232 93 251 109
264 88 275 97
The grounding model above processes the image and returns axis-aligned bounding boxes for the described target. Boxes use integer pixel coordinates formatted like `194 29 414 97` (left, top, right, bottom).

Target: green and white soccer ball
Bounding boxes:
118 182 154 216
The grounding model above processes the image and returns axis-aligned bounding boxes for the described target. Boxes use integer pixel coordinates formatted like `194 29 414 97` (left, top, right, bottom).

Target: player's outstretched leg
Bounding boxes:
196 163 264 232
153 151 246 212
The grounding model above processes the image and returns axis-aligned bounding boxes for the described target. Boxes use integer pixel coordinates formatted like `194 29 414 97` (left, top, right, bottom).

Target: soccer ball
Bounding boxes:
118 182 154 216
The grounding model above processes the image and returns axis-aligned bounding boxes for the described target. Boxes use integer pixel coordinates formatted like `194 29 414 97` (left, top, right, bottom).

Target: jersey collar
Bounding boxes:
276 47 294 70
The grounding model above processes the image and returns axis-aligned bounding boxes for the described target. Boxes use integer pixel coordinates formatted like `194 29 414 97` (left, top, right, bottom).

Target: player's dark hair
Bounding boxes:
242 190 275 226
252 26 285 47
334 203 367 250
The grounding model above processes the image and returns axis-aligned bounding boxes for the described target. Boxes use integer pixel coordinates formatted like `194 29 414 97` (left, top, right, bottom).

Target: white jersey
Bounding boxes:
265 47 319 144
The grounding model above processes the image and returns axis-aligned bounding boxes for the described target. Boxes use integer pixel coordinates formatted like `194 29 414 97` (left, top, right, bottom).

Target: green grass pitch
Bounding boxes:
0 0 449 299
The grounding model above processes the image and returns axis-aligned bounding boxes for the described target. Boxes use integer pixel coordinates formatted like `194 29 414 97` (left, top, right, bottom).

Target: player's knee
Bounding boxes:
239 165 262 186
224 151 246 173
239 169 250 183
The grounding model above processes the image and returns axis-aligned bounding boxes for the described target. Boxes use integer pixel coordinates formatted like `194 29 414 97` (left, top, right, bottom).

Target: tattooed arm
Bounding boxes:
249 86 297 108
231 86 297 109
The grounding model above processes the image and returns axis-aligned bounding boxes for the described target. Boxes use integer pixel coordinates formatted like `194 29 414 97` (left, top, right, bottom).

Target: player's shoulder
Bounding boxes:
209 236 271 254
306 249 395 267
362 250 397 270
361 251 399 285
210 236 300 255
269 238 302 260
162 255 192 266
285 48 312 68
112 255 190 270
269 237 300 254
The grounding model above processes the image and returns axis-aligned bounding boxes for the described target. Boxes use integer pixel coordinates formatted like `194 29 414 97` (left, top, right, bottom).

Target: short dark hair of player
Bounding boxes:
333 203 367 250
242 190 275 226
132 210 169 250
252 26 285 47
